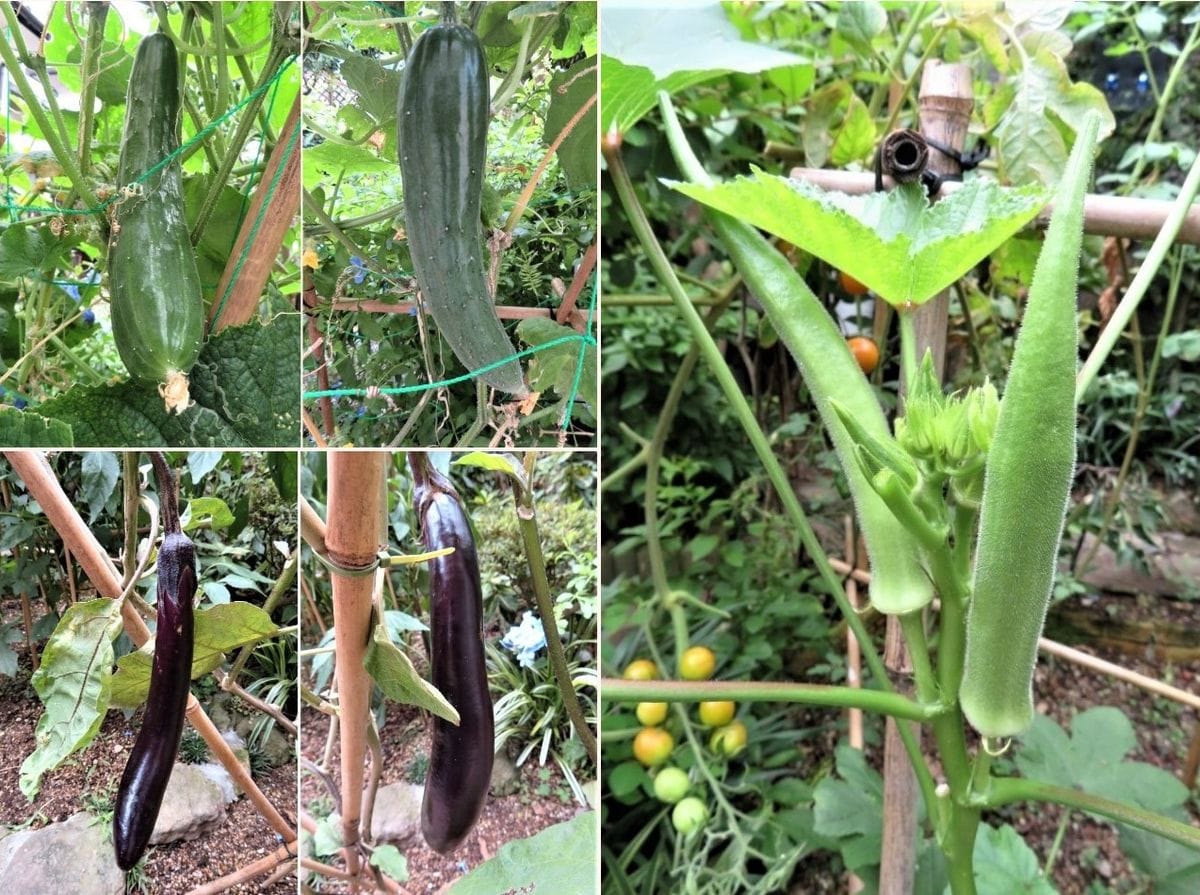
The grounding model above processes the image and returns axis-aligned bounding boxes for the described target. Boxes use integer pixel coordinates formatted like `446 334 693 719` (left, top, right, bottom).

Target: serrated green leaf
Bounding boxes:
670 172 1047 307
452 812 597 894
599 56 724 134
19 599 124 799
0 407 74 446
363 625 460 724
34 316 300 447
109 602 277 708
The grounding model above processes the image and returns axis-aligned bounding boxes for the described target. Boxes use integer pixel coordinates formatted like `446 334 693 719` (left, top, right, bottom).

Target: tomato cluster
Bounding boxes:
622 645 747 835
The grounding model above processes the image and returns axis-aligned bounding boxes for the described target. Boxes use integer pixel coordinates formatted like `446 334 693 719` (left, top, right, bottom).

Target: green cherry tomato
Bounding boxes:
710 719 748 757
636 701 669 726
623 658 659 681
671 796 709 835
652 766 690 804
697 700 736 727
678 646 716 681
633 726 675 767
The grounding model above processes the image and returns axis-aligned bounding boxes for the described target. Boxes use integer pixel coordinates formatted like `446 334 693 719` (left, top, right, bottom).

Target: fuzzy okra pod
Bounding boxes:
410 456 494 853
660 99 932 616
960 115 1101 739
114 453 195 870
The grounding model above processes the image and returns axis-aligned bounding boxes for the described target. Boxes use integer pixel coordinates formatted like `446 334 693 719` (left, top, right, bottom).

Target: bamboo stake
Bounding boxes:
326 450 387 884
185 841 297 895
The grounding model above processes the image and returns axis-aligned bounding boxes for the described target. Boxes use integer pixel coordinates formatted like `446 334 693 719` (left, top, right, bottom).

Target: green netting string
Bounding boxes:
304 275 597 431
1 55 296 218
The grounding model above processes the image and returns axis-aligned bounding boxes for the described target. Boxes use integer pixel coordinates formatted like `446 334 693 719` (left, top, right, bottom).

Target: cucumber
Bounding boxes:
109 32 204 414
398 21 527 396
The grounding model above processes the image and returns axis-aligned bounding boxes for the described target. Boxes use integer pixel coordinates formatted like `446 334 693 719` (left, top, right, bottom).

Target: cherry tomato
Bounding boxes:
709 719 748 757
698 701 736 727
678 646 716 681
847 336 880 375
633 726 675 767
623 658 659 681
636 702 669 726
838 270 870 295
671 796 709 835
653 766 690 804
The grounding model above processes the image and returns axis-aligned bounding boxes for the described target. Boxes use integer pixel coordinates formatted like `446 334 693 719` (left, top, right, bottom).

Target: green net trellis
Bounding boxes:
303 275 597 431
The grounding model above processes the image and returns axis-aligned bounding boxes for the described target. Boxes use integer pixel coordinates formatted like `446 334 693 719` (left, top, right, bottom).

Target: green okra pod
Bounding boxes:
960 114 1101 738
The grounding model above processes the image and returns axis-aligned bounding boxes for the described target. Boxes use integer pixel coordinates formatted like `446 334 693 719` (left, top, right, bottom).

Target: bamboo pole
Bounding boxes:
185 841 297 895
326 450 387 884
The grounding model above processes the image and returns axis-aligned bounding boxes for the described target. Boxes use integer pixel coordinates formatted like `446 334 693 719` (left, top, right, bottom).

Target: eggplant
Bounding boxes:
410 456 494 854
113 453 195 871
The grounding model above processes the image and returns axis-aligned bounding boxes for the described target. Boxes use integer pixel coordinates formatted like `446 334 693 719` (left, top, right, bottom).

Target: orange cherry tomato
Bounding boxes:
633 726 675 767
847 336 880 375
838 270 870 295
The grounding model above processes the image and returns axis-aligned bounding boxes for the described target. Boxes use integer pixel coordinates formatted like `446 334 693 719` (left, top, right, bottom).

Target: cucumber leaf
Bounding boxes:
32 315 300 447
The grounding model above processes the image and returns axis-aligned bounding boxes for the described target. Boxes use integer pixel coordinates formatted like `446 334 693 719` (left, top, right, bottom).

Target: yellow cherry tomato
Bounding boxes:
698 700 736 727
636 701 669 726
633 726 675 767
623 658 659 681
709 720 748 757
678 646 716 681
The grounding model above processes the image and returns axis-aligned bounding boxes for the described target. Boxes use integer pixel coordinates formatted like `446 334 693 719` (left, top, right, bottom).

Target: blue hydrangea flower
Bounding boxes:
499 611 547 669
349 255 368 285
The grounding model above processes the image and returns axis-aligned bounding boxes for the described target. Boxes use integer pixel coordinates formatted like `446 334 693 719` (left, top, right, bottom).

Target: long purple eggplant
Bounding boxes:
410 456 494 854
113 452 195 870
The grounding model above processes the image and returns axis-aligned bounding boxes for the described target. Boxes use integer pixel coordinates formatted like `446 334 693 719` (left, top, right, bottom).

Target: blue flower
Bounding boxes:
499 611 547 669
82 309 96 325
349 255 368 285
14 398 27 410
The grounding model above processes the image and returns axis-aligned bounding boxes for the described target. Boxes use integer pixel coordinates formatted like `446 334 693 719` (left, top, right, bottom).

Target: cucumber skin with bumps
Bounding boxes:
109 32 203 411
398 23 527 396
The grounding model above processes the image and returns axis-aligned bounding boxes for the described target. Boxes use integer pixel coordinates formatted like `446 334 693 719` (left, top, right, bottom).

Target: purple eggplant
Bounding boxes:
113 453 195 870
410 456 494 854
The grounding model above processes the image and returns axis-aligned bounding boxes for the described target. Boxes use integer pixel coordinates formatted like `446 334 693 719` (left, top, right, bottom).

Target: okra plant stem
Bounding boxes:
609 114 938 818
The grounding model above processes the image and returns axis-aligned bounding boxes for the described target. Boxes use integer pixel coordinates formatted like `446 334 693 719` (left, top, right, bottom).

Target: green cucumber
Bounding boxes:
398 21 527 396
109 32 204 414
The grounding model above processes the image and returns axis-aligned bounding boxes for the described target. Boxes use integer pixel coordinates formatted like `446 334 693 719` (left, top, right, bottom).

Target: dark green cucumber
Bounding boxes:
109 32 204 414
398 22 528 396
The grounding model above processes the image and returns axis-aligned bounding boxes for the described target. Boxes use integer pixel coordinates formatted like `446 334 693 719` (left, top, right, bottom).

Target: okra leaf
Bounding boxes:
968 824 1056 895
363 625 460 725
1119 826 1200 894
1015 708 1190 814
109 602 277 708
19 598 125 799
451 811 597 895
669 172 1047 308
32 315 300 447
